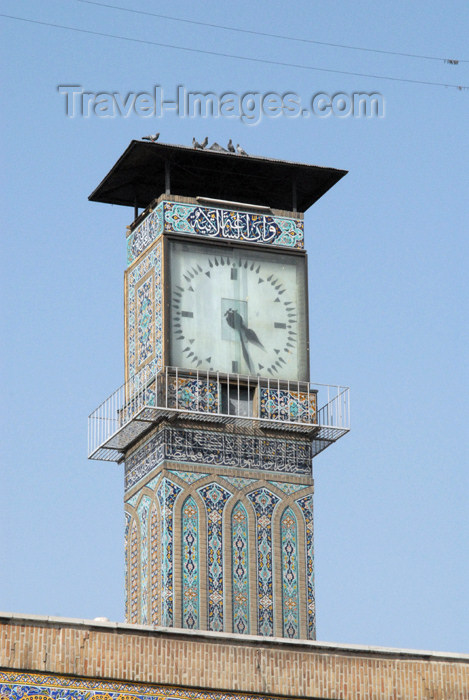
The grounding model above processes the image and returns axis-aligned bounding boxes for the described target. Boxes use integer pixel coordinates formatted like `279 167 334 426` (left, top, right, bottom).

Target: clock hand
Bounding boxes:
224 309 254 373
224 309 265 351
243 324 265 351
239 329 254 374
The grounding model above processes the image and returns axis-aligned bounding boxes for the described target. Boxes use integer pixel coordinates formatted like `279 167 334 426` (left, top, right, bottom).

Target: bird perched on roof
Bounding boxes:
227 139 235 153
201 136 208 149
142 133 160 142
236 143 248 156
192 137 204 149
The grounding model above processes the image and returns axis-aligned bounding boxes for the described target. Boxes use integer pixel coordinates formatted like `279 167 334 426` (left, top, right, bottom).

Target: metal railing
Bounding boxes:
88 366 350 461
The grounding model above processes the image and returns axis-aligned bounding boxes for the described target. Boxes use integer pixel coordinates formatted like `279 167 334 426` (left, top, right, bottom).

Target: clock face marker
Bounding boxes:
170 240 305 381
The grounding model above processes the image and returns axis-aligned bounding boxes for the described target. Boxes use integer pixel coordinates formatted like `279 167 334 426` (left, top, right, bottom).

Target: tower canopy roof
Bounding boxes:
89 140 347 213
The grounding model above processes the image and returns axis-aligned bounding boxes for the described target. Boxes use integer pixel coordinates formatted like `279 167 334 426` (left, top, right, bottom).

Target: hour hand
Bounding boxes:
224 309 254 373
224 309 265 350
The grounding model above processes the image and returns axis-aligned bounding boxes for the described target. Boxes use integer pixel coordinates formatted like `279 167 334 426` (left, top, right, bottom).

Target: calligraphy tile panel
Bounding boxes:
126 201 304 264
164 202 303 249
124 426 312 492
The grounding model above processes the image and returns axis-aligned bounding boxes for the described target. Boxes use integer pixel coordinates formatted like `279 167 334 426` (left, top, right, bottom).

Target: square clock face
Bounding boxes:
168 238 308 381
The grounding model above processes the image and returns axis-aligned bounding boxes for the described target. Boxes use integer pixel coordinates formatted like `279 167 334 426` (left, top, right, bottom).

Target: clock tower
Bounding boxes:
88 140 349 640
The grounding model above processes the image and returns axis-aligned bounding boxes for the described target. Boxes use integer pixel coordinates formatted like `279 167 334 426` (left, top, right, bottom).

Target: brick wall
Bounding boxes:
1 614 468 700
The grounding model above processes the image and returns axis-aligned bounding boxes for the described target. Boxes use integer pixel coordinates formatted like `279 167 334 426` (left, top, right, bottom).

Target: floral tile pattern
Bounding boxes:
198 482 233 631
0 671 286 700
259 388 317 424
126 241 162 388
182 496 200 629
296 494 316 639
231 502 250 634
167 377 219 414
156 478 182 627
280 508 300 638
247 488 280 636
126 203 164 265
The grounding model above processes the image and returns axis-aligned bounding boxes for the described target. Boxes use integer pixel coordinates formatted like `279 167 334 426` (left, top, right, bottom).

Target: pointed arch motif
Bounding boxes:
129 517 139 623
247 487 280 636
137 495 152 624
150 500 159 624
124 512 131 623
181 495 200 629
156 477 182 627
231 501 250 634
296 494 316 639
281 507 300 638
198 482 232 631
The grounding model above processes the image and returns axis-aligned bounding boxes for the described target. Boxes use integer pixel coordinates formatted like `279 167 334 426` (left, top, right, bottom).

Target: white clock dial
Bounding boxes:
168 239 308 381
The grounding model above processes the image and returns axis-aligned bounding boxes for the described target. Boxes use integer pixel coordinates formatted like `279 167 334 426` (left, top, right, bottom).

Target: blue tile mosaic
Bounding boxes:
126 241 162 385
164 201 304 249
198 483 233 631
296 494 316 639
0 670 286 700
126 203 164 265
156 478 182 627
247 488 280 636
231 501 250 634
182 495 200 629
280 508 300 639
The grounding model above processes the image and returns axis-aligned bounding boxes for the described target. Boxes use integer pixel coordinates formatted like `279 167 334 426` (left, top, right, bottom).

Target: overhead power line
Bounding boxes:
1 13 468 91
76 0 468 65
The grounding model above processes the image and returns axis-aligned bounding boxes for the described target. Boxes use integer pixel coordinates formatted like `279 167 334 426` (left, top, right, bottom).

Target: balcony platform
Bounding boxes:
88 368 349 463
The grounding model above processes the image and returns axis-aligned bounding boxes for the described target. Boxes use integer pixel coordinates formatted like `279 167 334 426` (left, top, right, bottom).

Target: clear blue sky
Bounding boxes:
1 0 468 654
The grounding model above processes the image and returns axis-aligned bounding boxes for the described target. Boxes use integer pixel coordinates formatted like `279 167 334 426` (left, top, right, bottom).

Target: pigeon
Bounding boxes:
201 136 208 149
142 133 159 142
236 144 248 156
227 139 235 153
192 137 204 149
